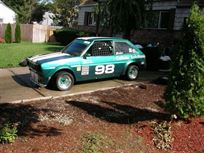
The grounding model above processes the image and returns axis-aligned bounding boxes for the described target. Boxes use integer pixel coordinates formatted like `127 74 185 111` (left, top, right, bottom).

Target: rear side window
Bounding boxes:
89 41 113 56
115 42 136 55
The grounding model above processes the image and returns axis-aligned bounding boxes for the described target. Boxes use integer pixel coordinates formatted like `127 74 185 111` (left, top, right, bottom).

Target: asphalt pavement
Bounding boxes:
0 67 165 103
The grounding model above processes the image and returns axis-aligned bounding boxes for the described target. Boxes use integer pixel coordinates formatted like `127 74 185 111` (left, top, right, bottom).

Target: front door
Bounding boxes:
81 41 116 81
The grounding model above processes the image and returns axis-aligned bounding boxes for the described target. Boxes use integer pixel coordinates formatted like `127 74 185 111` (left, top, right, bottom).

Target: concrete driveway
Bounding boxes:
0 67 165 103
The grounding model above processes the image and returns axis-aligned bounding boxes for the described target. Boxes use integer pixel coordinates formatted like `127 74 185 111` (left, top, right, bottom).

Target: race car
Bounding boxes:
27 37 146 91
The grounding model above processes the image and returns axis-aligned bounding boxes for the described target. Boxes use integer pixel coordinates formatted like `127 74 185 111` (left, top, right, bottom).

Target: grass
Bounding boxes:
0 42 64 68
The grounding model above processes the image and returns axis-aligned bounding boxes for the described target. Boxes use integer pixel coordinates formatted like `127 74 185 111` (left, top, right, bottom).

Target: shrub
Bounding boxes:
0 123 18 143
165 4 204 118
15 21 21 43
4 23 12 43
0 37 5 43
54 29 95 45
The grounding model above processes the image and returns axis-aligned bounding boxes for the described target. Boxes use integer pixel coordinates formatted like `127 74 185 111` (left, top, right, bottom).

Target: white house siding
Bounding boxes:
0 1 16 24
174 8 190 30
151 1 177 10
78 4 96 26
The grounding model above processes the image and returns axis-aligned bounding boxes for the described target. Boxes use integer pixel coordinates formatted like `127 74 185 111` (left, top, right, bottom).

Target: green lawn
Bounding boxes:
0 42 65 68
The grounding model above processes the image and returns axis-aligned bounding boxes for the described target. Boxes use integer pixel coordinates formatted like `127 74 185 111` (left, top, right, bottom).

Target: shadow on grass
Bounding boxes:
67 100 170 124
0 103 62 137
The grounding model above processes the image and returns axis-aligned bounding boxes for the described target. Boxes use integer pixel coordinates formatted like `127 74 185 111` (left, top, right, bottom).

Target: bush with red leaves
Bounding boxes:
0 37 5 43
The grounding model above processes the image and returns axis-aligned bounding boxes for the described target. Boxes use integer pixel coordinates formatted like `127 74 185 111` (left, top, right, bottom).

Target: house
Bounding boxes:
78 0 97 27
40 12 54 26
77 0 204 45
0 0 16 24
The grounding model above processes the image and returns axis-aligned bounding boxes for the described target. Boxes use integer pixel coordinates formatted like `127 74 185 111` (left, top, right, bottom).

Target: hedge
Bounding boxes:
54 29 95 45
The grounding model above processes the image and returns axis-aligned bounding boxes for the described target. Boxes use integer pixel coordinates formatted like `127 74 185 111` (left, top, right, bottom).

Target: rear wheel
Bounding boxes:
126 65 139 80
55 71 74 91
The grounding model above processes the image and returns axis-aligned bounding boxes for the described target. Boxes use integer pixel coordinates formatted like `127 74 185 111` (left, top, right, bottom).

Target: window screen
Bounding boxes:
90 41 113 56
115 42 134 54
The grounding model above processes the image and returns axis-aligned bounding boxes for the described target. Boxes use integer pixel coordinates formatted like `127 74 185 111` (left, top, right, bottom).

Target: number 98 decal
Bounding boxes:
95 64 115 75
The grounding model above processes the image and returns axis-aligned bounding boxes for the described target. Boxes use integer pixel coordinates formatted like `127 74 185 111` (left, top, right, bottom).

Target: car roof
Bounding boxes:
77 37 127 42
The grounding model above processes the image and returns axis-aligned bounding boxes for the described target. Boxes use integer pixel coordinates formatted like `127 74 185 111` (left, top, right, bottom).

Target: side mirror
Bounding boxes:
83 53 91 59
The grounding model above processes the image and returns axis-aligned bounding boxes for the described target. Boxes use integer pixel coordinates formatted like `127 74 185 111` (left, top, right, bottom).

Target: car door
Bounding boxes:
81 40 117 80
114 41 137 75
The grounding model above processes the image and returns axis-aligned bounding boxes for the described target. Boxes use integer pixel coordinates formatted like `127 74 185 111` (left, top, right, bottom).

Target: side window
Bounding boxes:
89 41 113 56
115 42 136 55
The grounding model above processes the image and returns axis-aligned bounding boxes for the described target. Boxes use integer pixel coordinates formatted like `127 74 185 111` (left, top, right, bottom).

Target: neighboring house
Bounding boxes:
40 12 54 26
145 0 204 30
78 0 204 31
78 0 97 27
0 0 16 24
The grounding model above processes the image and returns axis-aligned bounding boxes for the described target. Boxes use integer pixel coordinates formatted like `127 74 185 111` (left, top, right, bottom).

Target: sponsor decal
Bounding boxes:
84 41 91 44
81 66 89 75
95 64 115 75
116 56 129 60
131 55 146 59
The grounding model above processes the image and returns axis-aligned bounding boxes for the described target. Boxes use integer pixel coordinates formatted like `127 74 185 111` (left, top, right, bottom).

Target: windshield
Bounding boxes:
62 39 90 56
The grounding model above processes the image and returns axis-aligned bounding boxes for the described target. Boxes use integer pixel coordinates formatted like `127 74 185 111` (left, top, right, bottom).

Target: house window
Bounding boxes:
84 12 96 26
145 11 172 29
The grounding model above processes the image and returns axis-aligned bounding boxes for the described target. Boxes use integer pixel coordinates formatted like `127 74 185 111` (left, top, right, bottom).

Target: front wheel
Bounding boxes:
55 71 74 91
126 65 139 80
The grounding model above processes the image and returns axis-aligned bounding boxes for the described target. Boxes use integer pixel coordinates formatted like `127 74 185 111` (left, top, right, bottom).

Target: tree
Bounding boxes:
50 0 80 27
165 4 204 118
15 21 21 43
2 0 38 23
31 3 49 23
99 0 145 39
4 23 12 43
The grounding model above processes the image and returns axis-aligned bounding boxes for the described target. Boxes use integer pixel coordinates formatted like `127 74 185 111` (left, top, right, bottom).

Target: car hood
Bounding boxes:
28 52 72 65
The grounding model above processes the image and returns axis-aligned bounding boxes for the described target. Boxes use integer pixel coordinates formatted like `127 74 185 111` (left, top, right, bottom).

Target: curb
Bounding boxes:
9 82 146 104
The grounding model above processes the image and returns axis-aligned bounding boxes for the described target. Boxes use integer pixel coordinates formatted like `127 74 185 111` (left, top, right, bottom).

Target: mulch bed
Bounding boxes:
0 83 203 153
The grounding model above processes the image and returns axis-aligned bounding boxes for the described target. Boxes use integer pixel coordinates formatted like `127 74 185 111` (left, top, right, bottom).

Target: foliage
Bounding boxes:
15 21 21 43
99 0 145 39
4 23 12 43
152 121 172 150
31 2 50 23
165 4 204 118
50 0 80 27
2 0 38 23
81 133 111 153
54 29 95 45
0 123 18 144
0 37 5 43
0 42 64 68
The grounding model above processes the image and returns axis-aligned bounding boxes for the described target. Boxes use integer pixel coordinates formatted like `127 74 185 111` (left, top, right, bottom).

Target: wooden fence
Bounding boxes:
0 23 58 43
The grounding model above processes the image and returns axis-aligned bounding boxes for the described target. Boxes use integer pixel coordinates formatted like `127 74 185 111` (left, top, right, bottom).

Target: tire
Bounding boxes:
55 71 74 91
126 65 139 80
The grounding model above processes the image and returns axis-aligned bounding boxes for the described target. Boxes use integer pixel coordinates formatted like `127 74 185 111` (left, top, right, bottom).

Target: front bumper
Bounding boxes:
30 70 47 87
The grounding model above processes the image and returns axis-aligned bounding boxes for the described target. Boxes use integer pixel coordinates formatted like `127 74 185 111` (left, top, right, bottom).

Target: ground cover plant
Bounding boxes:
0 42 64 68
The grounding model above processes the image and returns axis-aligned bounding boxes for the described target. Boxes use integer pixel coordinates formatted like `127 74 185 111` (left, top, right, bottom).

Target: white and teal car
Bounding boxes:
27 37 146 91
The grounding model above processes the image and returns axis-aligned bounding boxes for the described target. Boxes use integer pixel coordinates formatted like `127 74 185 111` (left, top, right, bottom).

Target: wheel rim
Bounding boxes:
58 75 72 90
128 66 138 80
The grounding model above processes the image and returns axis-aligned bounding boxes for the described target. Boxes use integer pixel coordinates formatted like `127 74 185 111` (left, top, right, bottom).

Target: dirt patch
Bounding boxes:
0 83 203 153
